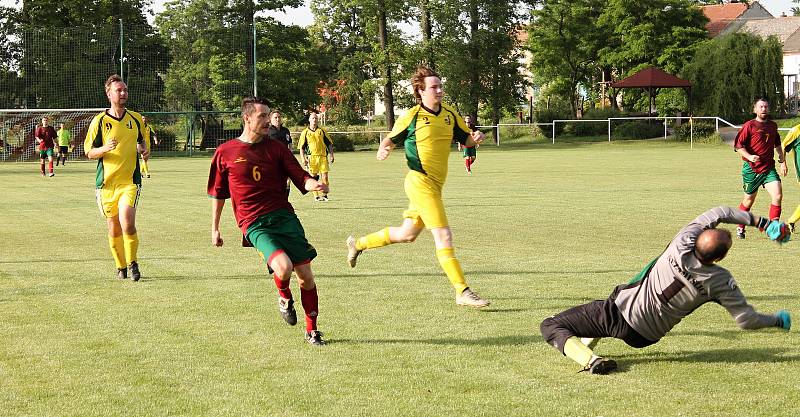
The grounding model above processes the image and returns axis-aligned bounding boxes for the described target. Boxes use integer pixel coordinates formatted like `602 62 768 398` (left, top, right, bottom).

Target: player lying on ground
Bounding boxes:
540 206 791 375
208 96 329 346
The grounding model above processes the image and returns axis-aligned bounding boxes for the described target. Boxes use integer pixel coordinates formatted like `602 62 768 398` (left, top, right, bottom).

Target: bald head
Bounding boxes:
695 229 733 265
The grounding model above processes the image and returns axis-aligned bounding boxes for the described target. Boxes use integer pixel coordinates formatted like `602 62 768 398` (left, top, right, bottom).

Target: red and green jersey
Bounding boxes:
207 137 313 233
734 119 780 174
35 126 57 150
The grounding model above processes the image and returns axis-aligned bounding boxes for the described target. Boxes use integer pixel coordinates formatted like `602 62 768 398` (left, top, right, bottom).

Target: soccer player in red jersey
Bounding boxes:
35 116 57 177
208 97 329 346
733 98 787 239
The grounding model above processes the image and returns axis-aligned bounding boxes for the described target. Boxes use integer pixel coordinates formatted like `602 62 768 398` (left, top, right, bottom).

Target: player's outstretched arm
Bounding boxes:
211 198 225 247
465 130 485 147
304 177 329 194
376 137 394 161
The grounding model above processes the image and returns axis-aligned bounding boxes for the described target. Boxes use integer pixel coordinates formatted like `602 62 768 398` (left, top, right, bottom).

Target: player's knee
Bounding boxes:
397 230 418 243
270 259 293 278
540 316 567 353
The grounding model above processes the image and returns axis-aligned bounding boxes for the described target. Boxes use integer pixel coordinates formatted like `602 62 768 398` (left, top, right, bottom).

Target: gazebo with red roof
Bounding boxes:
611 66 692 116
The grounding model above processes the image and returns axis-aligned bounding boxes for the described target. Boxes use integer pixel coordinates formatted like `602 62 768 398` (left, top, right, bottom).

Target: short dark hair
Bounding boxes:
754 97 769 106
105 74 124 91
411 66 440 101
241 96 270 116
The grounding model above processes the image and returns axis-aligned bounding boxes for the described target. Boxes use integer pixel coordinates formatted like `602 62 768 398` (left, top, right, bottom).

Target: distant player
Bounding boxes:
782 123 800 232
733 97 786 239
208 97 329 346
140 115 158 178
346 66 490 308
84 74 150 281
268 110 294 196
541 206 791 375
458 115 478 173
35 116 57 177
55 122 71 166
297 112 333 201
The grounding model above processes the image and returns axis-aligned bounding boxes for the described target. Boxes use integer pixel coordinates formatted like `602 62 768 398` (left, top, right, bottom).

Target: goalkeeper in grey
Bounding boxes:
540 206 792 375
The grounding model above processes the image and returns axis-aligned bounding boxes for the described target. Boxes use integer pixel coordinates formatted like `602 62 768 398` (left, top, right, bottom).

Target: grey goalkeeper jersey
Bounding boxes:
615 206 780 341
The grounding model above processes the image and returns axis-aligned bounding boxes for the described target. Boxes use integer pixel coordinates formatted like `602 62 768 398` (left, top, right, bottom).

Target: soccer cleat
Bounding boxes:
305 330 326 346
321 195 329 201
790 223 796 234
346 235 362 268
129 261 141 281
456 288 490 308
146 174 151 178
278 297 298 326
116 268 127 280
736 227 745 239
585 357 617 375
48 173 54 177
314 196 322 202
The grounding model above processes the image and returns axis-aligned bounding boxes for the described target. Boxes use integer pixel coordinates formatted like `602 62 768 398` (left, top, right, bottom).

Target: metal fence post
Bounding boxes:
552 121 556 144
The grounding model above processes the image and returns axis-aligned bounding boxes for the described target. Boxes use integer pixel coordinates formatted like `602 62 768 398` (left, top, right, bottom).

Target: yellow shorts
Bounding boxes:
95 184 141 218
402 170 448 229
308 155 329 175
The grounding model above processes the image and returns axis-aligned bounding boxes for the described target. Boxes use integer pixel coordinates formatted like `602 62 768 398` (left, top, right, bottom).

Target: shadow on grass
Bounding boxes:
0 256 193 264
323 268 631 279
330 334 541 346
617 347 799 368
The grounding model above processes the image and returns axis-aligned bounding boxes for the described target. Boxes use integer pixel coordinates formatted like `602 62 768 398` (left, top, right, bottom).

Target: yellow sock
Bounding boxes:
563 337 594 367
123 233 139 264
436 248 468 294
108 235 126 269
789 205 800 225
356 227 391 251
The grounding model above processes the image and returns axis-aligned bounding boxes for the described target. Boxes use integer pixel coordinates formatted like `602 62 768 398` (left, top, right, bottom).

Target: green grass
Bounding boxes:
2 141 799 416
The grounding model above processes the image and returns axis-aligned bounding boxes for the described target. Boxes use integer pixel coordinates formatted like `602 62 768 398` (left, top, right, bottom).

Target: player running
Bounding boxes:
84 74 150 281
733 97 787 239
458 115 478 174
35 116 57 177
208 97 329 346
781 123 800 232
297 112 333 201
540 206 792 375
346 66 490 308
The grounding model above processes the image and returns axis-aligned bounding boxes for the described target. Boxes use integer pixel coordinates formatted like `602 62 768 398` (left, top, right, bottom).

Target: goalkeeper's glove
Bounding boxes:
756 216 770 232
766 221 791 243
776 310 791 330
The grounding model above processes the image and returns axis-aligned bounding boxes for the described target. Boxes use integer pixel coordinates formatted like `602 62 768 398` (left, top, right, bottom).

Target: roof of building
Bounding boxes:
740 16 800 51
611 67 691 89
701 2 749 37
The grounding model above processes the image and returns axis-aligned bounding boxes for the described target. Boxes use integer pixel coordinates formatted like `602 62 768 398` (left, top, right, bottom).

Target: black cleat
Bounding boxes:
790 223 796 234
736 227 746 239
116 268 127 280
278 297 298 326
585 358 617 375
305 330 326 346
129 261 141 281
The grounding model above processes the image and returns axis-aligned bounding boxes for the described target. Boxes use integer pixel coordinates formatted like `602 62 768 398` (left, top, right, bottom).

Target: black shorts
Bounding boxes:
59 146 68 153
540 284 656 354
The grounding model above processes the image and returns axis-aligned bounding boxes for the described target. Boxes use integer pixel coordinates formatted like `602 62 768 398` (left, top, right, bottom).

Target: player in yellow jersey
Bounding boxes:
140 115 157 178
84 74 150 281
782 123 800 232
297 112 334 201
346 66 490 308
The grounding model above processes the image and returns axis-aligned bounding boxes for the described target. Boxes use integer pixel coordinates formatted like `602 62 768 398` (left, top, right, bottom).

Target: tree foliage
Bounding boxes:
682 32 785 122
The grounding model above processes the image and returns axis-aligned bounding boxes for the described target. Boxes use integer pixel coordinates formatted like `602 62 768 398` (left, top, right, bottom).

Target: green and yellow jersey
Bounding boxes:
782 124 800 180
84 109 146 189
57 128 72 147
297 127 332 156
141 123 154 149
387 102 471 185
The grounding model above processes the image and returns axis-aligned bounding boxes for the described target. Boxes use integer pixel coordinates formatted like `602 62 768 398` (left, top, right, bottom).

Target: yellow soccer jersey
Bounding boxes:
298 127 332 156
141 123 154 149
387 102 471 185
84 109 145 188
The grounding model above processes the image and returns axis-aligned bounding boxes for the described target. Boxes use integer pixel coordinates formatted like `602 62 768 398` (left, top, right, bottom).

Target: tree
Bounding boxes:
682 32 785 121
0 6 21 107
793 0 800 16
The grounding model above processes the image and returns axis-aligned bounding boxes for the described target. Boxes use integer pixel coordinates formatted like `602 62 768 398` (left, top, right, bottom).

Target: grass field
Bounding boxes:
2 140 799 416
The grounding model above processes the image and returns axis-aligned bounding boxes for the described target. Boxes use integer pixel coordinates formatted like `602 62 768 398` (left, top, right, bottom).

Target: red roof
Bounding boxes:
701 3 748 37
611 67 691 88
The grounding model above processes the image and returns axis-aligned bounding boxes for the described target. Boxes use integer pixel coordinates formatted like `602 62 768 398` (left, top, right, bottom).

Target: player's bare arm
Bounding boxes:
304 177 329 194
211 198 225 247
777 145 788 176
736 147 758 163
86 139 118 159
466 130 485 147
376 137 394 161
329 146 334 164
138 142 150 161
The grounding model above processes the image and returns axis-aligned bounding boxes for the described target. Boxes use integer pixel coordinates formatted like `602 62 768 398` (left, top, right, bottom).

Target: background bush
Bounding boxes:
613 121 665 140
673 121 717 142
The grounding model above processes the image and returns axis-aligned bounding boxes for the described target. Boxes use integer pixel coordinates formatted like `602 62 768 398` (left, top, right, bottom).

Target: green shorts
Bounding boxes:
742 162 780 195
462 146 476 158
39 148 54 158
245 209 317 270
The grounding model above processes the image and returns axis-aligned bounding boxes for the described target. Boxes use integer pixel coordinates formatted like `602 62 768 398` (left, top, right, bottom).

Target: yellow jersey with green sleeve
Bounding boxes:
297 127 332 156
387 102 470 186
141 122 154 150
84 109 145 189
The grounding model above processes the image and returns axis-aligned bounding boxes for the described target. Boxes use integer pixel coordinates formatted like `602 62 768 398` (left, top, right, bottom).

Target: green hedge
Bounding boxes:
673 121 716 142
613 121 665 140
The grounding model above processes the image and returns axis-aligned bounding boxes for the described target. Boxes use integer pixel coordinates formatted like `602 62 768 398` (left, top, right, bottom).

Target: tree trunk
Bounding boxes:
420 0 433 67
378 1 395 129
468 0 480 121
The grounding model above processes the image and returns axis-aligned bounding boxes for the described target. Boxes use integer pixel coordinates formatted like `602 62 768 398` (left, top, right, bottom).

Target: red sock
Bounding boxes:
48 160 54 173
769 204 781 221
300 286 319 332
465 158 472 172
738 203 750 229
273 274 292 300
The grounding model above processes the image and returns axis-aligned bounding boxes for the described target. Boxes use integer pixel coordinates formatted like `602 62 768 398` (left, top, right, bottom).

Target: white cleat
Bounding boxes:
456 288 490 308
346 235 361 268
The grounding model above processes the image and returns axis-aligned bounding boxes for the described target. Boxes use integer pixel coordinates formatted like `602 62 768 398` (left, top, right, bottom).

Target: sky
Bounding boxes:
0 0 796 26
